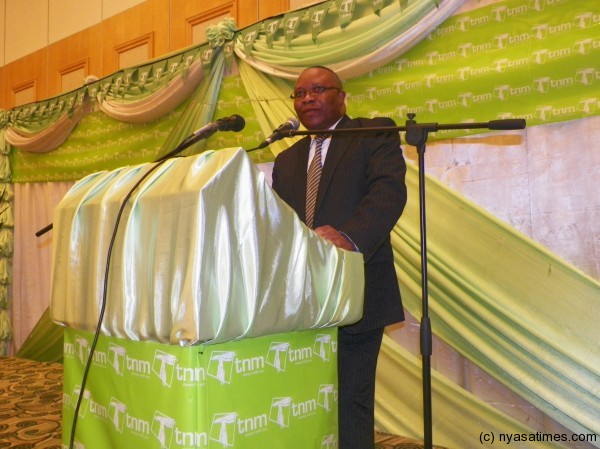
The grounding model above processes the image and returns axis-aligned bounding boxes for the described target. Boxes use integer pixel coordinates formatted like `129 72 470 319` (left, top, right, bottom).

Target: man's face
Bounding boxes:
293 68 346 130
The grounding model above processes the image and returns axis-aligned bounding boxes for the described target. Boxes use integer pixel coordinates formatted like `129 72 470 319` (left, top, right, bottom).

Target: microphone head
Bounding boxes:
277 117 300 138
488 118 526 130
217 115 246 132
285 117 300 132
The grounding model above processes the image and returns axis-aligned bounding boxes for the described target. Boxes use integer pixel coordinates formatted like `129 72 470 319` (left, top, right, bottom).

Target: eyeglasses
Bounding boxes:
290 86 341 99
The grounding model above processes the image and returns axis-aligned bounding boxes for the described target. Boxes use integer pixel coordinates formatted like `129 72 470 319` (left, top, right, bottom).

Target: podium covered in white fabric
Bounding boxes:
50 147 365 449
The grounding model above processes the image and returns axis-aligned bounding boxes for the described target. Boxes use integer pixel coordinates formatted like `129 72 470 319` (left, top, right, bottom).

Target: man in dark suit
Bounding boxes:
272 66 407 449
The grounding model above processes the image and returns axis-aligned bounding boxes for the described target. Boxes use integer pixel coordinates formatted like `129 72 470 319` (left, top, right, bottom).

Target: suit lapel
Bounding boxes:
315 116 354 215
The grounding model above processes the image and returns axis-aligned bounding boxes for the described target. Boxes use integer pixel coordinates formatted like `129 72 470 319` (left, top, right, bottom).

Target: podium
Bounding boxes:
50 147 365 449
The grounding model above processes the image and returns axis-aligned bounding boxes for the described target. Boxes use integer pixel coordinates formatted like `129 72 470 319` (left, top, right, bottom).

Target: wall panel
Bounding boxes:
0 66 5 108
47 25 103 98
170 0 235 50
101 0 170 74
3 49 48 109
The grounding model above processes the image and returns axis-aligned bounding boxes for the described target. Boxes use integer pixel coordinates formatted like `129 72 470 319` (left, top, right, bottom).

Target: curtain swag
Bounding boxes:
3 43 219 153
2 0 458 152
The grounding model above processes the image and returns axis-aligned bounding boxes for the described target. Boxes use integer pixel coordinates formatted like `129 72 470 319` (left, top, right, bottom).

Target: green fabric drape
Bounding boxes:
376 335 569 449
9 53 226 183
50 147 365 345
393 163 600 440
0 128 12 354
9 106 182 182
7 0 599 180
244 0 442 64
237 60 302 156
156 51 226 158
15 308 63 363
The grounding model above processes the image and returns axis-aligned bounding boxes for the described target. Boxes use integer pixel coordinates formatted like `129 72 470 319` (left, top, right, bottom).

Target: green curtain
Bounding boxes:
377 334 569 449
15 308 63 363
0 127 12 355
389 163 600 444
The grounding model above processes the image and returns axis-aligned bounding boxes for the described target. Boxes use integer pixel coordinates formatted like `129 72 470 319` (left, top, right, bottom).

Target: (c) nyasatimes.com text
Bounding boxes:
479 431 598 445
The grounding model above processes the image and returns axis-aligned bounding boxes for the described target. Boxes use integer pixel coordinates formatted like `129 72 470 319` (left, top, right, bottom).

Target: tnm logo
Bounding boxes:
209 413 238 447
71 385 91 417
210 411 268 446
269 397 292 427
318 384 337 412
107 344 153 379
108 342 127 375
74 337 89 365
125 411 151 436
208 349 271 383
338 0 354 14
313 333 336 361
64 335 107 367
269 395 320 427
310 10 325 24
109 397 127 433
266 342 290 372
207 351 236 384
152 411 176 449
152 350 177 387
242 30 257 45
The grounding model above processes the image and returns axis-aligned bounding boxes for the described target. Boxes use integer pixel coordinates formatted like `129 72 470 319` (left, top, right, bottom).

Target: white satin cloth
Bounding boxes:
50 147 364 346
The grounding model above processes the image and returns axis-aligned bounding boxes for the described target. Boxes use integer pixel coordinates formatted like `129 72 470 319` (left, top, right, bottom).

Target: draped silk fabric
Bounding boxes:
49 147 364 345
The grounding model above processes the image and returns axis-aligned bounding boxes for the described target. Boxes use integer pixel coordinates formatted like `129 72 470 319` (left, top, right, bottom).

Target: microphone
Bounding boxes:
487 119 526 130
154 115 245 163
215 114 246 132
256 117 300 149
182 114 245 146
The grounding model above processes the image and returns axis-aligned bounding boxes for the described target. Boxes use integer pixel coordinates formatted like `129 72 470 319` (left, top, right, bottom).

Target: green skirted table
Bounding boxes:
50 148 365 449
62 327 338 448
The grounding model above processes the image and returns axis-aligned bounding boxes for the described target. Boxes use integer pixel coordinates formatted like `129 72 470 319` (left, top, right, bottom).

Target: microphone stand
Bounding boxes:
290 115 526 449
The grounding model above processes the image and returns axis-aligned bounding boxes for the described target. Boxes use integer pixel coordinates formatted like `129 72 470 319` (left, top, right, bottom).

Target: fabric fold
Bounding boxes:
50 147 364 346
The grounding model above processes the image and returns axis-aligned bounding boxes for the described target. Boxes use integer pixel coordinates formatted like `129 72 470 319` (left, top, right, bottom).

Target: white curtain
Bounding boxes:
11 181 73 352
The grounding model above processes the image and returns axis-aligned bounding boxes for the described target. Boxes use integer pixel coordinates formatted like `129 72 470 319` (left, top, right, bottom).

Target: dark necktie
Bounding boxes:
305 135 328 229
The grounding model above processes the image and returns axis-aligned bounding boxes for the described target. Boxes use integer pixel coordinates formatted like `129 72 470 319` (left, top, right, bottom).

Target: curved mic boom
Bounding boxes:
256 117 300 149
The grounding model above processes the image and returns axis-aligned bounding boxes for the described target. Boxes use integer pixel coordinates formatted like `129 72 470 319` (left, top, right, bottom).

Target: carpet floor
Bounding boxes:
0 356 445 449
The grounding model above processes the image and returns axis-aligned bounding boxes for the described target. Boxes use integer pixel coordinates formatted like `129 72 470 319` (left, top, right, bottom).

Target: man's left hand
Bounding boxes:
314 225 356 251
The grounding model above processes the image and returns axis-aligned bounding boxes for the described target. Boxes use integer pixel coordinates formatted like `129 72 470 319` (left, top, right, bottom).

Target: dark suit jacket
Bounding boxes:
272 115 407 333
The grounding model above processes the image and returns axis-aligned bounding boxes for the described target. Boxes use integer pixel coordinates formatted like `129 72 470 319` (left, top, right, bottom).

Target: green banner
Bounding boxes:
63 327 338 449
9 103 186 183
205 75 273 164
346 0 600 139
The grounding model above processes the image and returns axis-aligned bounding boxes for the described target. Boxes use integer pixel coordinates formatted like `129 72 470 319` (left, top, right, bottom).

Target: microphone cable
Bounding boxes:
67 114 245 447
68 157 169 449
